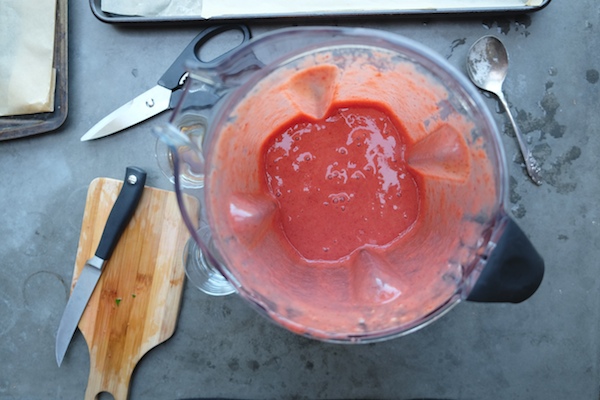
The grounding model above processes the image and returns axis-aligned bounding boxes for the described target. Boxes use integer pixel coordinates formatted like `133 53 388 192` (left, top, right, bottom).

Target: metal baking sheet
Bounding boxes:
0 0 68 141
90 0 551 24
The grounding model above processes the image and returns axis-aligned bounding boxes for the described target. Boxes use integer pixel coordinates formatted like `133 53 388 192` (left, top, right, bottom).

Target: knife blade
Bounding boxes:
55 166 147 367
80 85 172 141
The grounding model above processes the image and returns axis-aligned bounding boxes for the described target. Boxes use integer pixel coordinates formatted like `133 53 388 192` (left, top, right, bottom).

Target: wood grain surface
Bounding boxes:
71 178 191 400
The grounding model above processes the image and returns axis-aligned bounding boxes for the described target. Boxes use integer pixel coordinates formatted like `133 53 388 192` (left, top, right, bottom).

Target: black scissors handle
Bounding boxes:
158 25 252 92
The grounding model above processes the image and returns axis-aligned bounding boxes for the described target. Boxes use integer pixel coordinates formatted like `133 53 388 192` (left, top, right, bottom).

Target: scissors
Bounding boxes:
81 25 252 141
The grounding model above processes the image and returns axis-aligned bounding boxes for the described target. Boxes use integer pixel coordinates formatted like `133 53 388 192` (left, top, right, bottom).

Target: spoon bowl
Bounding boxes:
467 36 542 185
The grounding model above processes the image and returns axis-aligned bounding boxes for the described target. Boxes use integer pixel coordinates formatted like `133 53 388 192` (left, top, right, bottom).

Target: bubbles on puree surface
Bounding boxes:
263 106 420 261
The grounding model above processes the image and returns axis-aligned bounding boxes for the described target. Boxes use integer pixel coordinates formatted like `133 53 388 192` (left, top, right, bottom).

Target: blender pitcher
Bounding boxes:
153 26 544 343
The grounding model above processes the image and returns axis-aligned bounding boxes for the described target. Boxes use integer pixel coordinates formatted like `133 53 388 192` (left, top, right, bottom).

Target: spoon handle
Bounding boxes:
496 90 543 185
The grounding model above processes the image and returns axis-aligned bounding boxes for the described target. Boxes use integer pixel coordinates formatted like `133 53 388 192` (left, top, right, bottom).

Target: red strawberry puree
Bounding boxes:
205 50 498 339
263 106 419 261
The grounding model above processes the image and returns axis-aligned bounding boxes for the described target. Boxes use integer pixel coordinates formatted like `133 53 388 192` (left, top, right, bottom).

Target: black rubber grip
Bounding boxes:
95 166 147 260
158 25 251 91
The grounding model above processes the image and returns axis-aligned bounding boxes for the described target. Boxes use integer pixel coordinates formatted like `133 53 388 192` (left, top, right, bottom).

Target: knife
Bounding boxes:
55 166 147 367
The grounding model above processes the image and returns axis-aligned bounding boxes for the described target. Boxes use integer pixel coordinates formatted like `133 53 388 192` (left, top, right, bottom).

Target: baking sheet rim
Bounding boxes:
90 0 552 23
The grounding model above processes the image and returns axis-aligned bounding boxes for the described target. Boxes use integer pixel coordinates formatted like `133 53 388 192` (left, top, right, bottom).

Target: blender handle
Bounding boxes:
466 217 544 303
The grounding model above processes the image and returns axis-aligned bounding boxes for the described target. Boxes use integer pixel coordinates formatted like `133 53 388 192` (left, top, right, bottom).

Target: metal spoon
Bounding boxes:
466 35 542 185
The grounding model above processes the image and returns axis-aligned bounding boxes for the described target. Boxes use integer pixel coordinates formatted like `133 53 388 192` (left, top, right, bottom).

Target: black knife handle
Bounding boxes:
95 166 147 261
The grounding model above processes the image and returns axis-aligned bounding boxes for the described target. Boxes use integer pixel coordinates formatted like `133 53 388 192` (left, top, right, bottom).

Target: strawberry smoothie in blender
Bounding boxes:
204 46 498 339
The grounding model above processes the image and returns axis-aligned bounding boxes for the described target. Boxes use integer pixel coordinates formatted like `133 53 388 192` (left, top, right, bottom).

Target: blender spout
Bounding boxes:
153 123 193 148
153 121 207 189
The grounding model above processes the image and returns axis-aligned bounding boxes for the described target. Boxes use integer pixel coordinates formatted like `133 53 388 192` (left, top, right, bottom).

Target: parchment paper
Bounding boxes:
0 0 57 116
201 0 544 18
101 0 202 17
100 0 545 18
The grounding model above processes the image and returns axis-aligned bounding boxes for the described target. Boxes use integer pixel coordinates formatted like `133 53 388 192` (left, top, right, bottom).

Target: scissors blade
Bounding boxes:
81 85 172 141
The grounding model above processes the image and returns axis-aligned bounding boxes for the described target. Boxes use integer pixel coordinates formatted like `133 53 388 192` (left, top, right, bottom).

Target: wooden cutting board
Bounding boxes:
71 177 193 400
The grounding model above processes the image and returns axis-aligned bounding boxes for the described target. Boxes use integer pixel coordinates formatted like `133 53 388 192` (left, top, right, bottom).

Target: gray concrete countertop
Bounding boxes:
1 1 598 399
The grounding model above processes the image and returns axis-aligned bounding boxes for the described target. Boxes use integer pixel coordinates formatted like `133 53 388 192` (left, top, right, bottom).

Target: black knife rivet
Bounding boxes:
127 175 138 185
